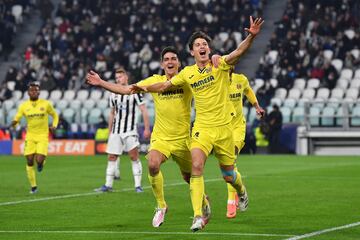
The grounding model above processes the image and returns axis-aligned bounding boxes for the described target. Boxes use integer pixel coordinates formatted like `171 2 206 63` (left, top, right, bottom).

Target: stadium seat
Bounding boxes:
316 88 330 100
88 108 102 124
350 78 360 88
12 90 22 101
330 88 344 100
340 68 353 80
267 50 279 64
283 98 297 108
89 90 103 100
270 78 278 88
103 108 112 120
344 29 355 39
11 5 23 24
331 59 343 73
49 90 62 102
39 90 49 99
312 98 325 108
327 98 340 108
63 90 76 101
7 81 15 91
97 99 109 110
76 90 89 101
280 106 291 123
302 88 316 100
293 78 306 90
6 108 17 125
321 106 336 126
232 31 242 45
292 107 305 123
218 32 229 42
270 97 282 107
336 78 349 90
62 108 75 123
254 78 265 89
354 69 360 79
323 49 333 61
351 49 360 59
309 106 321 126
274 88 287 100
307 78 320 89
351 106 360 126
243 107 249 120
266 105 273 114
345 89 359 101
83 99 96 110
297 98 310 107
0 111 4 125
288 88 302 100
3 100 15 112
76 109 89 124
335 106 345 126
103 91 111 101
56 99 69 111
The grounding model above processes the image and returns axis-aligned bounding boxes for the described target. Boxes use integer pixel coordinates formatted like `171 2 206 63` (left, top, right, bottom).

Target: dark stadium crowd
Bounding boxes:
256 0 360 93
4 0 265 92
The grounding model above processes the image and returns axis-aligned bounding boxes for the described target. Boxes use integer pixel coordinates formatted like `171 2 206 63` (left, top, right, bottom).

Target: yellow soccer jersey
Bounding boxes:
229 73 251 125
137 74 192 140
171 57 235 128
14 99 59 140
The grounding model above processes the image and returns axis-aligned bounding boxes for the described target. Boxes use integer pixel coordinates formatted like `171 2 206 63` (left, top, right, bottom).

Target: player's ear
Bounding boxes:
190 49 195 57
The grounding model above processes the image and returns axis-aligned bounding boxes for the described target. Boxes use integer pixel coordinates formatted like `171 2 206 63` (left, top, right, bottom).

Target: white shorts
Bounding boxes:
106 134 140 155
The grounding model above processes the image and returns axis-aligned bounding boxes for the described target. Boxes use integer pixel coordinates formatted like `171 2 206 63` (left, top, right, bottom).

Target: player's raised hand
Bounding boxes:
211 54 222 68
86 70 101 86
244 16 264 36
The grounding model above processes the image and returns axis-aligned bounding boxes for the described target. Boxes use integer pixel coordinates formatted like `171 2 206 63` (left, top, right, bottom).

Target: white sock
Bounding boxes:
131 159 142 188
105 161 116 188
115 157 120 178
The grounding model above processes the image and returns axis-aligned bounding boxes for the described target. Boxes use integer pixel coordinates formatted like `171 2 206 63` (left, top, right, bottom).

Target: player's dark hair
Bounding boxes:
188 31 212 50
161 46 179 61
115 67 127 75
28 82 40 88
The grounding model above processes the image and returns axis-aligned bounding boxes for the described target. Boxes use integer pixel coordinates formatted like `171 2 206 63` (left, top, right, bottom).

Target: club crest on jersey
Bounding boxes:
40 107 45 111
205 67 212 73
237 84 242 89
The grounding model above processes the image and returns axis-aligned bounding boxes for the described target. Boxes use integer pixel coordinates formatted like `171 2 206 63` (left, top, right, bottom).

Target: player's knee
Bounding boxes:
192 161 204 174
221 168 237 184
108 155 117 161
148 161 160 176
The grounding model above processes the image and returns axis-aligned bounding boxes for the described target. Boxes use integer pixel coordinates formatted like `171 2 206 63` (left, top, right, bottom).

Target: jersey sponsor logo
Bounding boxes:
189 74 194 79
27 113 46 118
158 88 184 96
190 75 215 89
229 93 241 99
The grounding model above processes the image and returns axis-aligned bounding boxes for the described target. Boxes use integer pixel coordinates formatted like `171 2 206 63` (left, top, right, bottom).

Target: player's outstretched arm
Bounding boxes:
225 16 264 65
131 81 173 93
86 70 132 95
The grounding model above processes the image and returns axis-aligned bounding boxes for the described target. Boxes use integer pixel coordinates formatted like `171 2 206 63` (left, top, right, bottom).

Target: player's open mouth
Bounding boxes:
200 50 206 56
167 65 174 69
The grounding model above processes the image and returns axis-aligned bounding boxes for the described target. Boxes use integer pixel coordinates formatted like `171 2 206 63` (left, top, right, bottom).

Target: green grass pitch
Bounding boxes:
0 154 359 240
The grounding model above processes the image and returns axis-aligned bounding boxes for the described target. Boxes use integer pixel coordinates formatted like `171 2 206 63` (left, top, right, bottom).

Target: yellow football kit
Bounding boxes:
14 99 59 156
171 57 235 165
137 74 192 171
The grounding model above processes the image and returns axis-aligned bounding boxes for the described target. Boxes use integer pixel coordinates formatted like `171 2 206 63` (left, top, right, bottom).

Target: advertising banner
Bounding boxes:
12 140 95 155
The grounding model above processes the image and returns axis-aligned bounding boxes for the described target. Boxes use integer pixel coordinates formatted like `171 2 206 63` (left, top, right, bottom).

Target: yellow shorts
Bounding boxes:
149 137 192 174
232 117 246 151
191 123 235 165
24 138 49 156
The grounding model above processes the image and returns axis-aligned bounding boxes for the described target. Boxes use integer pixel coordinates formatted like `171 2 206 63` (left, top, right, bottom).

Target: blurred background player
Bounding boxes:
87 47 212 228
11 82 58 194
225 67 265 218
94 68 150 193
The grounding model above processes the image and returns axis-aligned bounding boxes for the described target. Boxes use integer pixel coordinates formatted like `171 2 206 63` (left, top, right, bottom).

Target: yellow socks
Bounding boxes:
231 170 245 194
26 165 36 188
148 171 166 208
190 175 204 217
227 165 240 203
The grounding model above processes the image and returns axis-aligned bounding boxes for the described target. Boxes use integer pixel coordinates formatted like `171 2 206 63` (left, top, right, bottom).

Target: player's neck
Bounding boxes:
195 59 210 69
165 72 177 80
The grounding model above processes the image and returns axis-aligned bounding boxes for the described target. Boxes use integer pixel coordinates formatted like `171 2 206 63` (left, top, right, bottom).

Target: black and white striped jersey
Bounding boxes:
109 93 145 136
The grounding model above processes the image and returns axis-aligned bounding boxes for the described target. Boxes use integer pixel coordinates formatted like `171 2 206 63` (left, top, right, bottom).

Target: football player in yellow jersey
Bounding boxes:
11 82 59 194
86 47 214 228
134 16 264 231
225 68 265 218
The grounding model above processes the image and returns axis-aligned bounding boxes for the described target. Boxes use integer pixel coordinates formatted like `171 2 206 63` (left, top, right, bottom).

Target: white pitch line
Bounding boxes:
284 221 360 240
0 178 222 207
0 230 295 237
